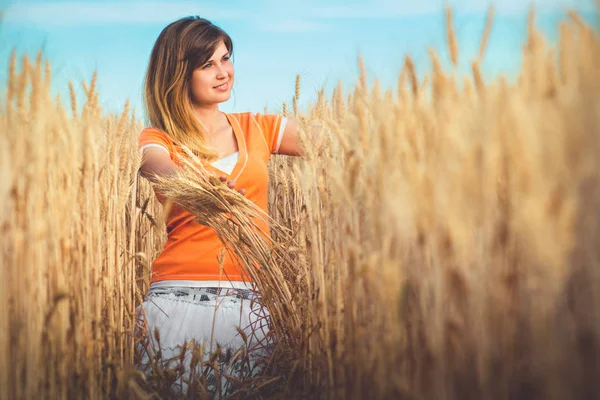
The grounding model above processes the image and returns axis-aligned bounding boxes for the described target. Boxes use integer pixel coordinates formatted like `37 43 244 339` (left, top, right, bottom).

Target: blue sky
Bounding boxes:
0 0 597 121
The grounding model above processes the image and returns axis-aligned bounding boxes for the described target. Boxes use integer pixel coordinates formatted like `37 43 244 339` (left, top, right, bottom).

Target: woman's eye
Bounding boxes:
202 63 212 69
223 56 230 61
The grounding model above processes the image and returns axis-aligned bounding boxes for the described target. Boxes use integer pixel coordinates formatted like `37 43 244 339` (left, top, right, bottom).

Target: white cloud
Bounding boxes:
302 3 442 18
260 19 333 32
3 1 250 25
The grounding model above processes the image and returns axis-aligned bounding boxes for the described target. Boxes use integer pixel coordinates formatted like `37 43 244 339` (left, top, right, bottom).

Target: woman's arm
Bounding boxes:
140 148 246 196
277 119 323 157
139 147 180 182
277 119 302 156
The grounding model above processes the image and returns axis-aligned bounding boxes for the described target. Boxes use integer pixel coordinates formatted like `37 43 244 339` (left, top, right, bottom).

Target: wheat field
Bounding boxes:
2 7 600 400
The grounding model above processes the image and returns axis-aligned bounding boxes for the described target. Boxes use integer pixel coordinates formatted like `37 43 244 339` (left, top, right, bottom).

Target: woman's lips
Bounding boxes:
214 82 229 91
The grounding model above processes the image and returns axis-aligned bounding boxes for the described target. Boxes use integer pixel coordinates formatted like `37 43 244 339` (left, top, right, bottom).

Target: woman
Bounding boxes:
136 16 302 396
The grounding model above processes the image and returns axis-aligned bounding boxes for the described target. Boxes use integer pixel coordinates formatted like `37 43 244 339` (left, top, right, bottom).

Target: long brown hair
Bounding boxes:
144 16 233 162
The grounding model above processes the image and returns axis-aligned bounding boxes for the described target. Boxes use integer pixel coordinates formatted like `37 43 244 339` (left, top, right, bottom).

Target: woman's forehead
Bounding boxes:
211 42 229 56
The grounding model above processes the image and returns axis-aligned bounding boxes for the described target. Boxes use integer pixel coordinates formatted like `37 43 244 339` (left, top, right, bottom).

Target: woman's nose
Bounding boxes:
215 64 228 79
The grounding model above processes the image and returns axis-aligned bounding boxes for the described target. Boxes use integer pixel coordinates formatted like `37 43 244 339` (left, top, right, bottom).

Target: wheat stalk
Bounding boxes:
445 5 458 68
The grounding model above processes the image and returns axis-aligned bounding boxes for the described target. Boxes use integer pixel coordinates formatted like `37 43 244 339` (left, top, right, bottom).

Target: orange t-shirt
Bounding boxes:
138 112 287 284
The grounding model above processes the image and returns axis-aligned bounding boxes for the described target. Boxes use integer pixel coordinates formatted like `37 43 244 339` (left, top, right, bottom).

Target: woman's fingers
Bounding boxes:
218 175 246 196
219 175 235 188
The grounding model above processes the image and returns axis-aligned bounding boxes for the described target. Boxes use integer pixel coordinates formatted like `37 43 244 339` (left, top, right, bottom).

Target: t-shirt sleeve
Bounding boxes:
137 128 175 205
138 128 173 156
252 113 288 154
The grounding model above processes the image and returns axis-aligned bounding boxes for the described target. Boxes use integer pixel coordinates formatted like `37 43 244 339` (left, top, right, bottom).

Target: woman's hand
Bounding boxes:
219 175 246 196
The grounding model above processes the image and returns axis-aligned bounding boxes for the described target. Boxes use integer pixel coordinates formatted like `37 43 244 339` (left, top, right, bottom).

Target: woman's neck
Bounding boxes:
192 104 224 135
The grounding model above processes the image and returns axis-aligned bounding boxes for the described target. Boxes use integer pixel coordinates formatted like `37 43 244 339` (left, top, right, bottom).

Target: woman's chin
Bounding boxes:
192 93 232 107
215 93 232 103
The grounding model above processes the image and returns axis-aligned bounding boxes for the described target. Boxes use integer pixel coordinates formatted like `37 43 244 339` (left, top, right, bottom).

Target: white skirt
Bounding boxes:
136 281 272 397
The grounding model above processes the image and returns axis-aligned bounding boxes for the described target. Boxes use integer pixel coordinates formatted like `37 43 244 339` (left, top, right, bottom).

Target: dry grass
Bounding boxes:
2 7 600 400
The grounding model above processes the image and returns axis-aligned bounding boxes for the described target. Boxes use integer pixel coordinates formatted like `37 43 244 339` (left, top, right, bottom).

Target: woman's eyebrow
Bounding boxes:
205 52 229 64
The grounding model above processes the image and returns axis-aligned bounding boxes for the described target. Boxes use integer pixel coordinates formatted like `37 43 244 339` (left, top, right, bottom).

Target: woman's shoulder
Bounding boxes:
139 126 172 139
138 126 174 148
225 111 253 121
225 112 260 132
140 126 168 135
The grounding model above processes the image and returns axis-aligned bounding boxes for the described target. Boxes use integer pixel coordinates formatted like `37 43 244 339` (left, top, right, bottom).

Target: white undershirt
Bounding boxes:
210 151 239 175
201 115 288 175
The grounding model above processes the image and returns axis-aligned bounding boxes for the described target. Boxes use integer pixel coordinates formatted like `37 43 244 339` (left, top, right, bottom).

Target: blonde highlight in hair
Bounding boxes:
144 16 233 162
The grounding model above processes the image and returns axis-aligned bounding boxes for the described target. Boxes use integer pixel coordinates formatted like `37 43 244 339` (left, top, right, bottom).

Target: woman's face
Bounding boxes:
190 41 234 107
